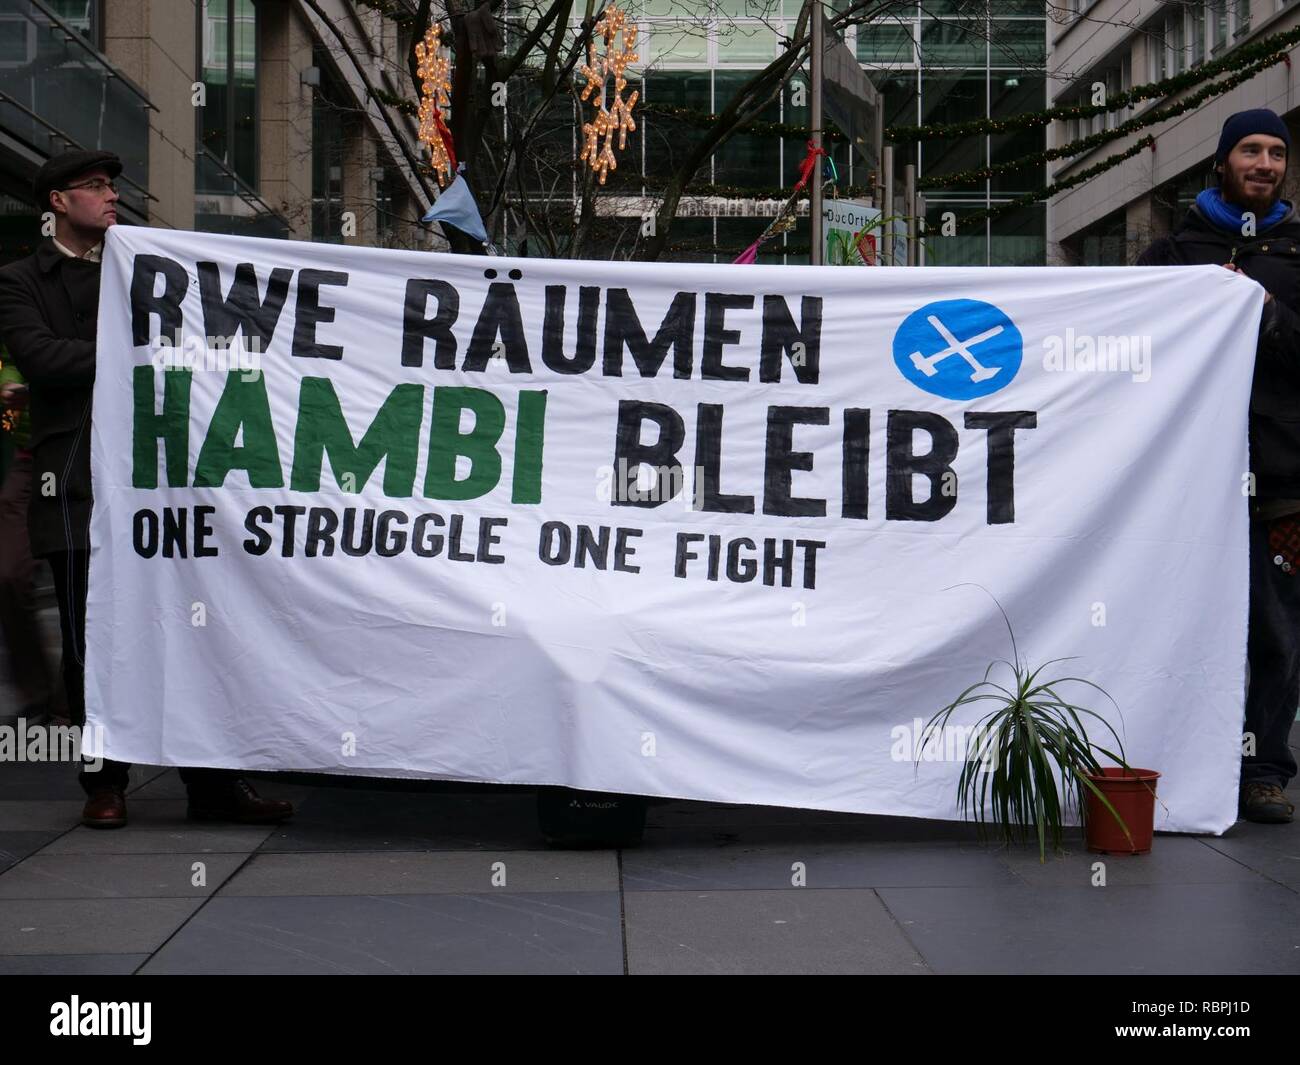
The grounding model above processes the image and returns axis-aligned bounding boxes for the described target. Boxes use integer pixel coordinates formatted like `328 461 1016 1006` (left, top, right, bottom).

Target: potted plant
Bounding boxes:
920 598 1159 860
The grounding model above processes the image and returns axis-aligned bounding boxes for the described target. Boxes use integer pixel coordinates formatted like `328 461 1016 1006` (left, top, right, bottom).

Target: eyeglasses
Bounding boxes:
60 179 117 194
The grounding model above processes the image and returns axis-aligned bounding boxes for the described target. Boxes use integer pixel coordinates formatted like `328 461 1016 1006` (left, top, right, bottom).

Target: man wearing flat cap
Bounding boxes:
0 148 293 828
1139 108 1299 824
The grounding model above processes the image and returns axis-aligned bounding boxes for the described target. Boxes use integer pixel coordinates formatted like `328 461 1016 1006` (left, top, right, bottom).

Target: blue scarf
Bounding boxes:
1196 188 1290 235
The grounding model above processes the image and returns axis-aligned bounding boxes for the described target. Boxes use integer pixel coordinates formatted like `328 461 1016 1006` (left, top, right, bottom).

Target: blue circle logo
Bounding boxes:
892 299 1023 400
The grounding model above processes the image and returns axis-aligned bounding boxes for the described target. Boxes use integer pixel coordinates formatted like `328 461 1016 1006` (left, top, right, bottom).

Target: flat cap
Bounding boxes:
33 149 122 210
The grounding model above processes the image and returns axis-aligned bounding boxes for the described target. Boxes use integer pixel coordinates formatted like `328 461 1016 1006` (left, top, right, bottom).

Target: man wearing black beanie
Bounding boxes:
1138 108 1298 824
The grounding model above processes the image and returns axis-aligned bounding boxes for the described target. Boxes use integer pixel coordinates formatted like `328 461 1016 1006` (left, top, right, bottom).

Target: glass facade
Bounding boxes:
195 0 284 236
311 46 345 243
0 0 149 245
1149 0 1250 81
540 1 1046 263
895 6 1047 265
45 0 98 43
199 0 258 189
1061 2 1258 265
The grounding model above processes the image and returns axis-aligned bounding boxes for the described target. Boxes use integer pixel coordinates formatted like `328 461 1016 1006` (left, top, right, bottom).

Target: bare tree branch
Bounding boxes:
301 0 437 206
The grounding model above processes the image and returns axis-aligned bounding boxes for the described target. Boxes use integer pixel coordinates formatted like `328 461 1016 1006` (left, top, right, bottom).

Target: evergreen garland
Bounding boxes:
597 165 868 200
920 49 1288 189
357 12 1300 151
369 85 421 116
636 102 849 143
889 22 1300 143
953 136 1155 232
354 10 1298 232
354 0 420 28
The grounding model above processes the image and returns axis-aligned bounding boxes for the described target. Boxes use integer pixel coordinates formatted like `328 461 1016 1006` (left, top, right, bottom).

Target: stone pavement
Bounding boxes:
0 729 1297 975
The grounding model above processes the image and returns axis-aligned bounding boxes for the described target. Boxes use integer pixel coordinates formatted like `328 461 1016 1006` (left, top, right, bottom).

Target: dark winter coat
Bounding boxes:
1138 203 1300 501
0 239 100 556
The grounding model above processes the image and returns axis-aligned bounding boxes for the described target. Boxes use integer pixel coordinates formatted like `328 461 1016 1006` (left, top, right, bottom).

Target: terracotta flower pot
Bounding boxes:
1084 766 1160 855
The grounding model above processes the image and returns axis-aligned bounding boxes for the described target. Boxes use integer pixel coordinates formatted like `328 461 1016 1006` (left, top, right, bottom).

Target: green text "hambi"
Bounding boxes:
131 368 547 503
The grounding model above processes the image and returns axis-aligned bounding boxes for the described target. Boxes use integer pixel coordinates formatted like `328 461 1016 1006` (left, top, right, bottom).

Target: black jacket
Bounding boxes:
1138 203 1300 501
0 240 100 556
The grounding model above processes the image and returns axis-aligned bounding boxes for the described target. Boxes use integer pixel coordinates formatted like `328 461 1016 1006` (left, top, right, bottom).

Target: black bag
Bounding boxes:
536 787 647 848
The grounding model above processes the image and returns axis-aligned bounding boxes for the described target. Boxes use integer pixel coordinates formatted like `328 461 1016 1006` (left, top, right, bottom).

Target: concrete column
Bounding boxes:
259 2 315 238
103 1 197 230
1282 110 1300 210
1125 193 1168 264
341 121 378 246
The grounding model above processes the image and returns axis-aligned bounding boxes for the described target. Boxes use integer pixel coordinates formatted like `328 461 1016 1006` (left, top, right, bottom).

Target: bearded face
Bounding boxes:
1218 134 1288 217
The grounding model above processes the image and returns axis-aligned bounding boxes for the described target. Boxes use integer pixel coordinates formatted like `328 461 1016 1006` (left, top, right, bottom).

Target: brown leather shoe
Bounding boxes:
187 778 294 825
1240 782 1295 824
81 787 127 829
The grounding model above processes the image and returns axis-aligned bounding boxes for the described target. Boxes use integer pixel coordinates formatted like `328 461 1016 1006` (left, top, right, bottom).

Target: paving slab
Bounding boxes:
140 892 623 974
0 761 85 800
218 850 617 896
0 831 60 872
0 800 83 831
0 953 148 974
624 888 929 975
876 881 1300 974
1200 820 1300 890
999 836 1267 887
124 768 190 799
0 898 204 955
39 822 274 855
624 841 1017 891
0 852 246 899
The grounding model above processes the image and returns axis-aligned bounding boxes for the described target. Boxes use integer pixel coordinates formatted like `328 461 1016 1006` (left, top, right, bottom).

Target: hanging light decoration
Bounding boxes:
415 23 455 187
578 5 639 185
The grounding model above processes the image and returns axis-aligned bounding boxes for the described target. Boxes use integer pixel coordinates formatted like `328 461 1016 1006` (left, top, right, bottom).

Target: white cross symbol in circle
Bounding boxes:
909 313 1004 382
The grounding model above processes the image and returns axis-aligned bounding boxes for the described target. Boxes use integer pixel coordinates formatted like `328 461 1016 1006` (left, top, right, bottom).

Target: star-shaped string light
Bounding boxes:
415 24 455 187
578 5 639 185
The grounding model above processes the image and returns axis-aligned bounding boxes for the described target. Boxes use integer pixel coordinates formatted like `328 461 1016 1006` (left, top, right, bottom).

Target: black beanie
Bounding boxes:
1215 108 1291 164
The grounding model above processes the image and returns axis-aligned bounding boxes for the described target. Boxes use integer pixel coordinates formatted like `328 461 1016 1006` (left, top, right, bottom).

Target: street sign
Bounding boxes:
820 14 881 177
824 197 906 266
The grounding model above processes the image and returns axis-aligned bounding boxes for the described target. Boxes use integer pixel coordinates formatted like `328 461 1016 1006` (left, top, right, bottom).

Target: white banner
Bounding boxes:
88 226 1262 834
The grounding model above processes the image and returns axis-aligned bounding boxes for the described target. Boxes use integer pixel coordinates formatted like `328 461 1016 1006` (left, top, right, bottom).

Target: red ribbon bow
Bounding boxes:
793 140 828 193
433 107 458 173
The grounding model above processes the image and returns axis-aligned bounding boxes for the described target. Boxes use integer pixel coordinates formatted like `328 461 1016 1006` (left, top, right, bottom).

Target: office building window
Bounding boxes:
47 0 99 45
1169 11 1186 73
1234 1 1251 38
1210 0 1228 54
868 6 1047 266
311 57 345 242
857 20 914 65
198 0 259 191
561 2 1047 264
1149 2 1253 80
